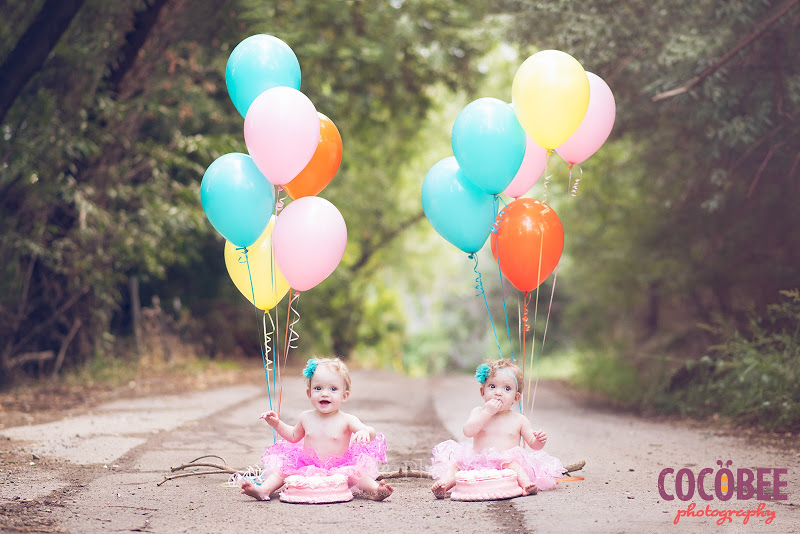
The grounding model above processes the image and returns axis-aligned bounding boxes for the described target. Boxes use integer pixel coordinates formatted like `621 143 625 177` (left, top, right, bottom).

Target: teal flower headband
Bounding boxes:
475 363 490 384
475 362 519 391
302 358 318 379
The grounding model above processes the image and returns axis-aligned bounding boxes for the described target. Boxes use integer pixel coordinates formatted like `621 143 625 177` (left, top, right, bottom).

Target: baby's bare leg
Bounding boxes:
240 472 284 501
431 464 458 499
355 476 393 501
505 461 538 495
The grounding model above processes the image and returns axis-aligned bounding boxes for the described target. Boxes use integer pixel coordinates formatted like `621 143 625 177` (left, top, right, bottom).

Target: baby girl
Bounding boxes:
241 357 393 501
430 358 565 498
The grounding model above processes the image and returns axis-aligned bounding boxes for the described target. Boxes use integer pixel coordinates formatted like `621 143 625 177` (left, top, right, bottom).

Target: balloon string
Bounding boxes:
268 224 279 406
569 164 583 197
469 253 503 358
278 290 300 415
236 246 275 435
529 265 559 417
262 311 277 443
490 198 515 362
542 150 552 203
524 229 545 415
520 291 532 417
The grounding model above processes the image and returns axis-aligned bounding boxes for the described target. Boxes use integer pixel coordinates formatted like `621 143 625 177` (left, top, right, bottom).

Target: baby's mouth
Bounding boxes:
320 400 331 406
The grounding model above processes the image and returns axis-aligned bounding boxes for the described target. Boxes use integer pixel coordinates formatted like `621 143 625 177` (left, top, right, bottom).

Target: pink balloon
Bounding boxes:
503 136 547 198
244 86 320 186
555 72 616 166
272 197 347 291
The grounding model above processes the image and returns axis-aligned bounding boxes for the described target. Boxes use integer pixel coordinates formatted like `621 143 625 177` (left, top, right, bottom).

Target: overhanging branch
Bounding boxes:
652 0 800 102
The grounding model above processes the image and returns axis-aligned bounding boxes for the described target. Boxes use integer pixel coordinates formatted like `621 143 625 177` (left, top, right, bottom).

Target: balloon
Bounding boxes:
421 157 498 254
451 98 527 195
224 217 290 310
225 34 301 118
490 198 564 292
512 50 590 150
200 153 275 248
283 113 343 199
503 135 547 199
556 72 616 166
272 197 347 291
244 87 320 186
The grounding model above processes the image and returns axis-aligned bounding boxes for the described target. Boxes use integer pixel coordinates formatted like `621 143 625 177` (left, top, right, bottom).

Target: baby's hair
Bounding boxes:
302 357 352 391
476 359 523 393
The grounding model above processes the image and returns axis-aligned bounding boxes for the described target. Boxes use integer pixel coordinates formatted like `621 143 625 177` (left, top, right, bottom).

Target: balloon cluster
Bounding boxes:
422 49 616 294
201 35 347 310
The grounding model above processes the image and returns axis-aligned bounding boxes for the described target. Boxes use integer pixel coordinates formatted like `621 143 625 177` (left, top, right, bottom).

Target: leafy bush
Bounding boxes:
661 290 800 431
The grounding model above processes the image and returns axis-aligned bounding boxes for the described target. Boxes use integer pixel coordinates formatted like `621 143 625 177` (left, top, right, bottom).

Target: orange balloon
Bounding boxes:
490 198 564 292
282 112 343 199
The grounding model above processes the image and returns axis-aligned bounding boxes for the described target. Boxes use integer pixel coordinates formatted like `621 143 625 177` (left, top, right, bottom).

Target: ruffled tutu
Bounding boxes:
430 440 565 491
261 433 387 484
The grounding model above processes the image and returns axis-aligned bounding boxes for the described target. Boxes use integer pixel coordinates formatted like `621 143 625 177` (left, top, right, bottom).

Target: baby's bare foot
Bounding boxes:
240 479 270 501
523 483 538 496
431 480 451 499
365 480 393 501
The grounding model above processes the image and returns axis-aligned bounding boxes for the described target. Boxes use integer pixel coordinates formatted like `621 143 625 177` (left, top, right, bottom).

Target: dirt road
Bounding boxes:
2 368 799 533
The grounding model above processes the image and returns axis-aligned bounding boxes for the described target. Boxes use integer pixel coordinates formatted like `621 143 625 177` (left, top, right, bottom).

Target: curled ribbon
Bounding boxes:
569 164 583 197
285 290 301 356
275 187 287 212
262 312 274 371
522 291 532 333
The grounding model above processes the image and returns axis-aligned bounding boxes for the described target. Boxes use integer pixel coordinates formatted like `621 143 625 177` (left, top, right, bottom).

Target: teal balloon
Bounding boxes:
201 153 275 248
451 98 527 194
421 157 498 254
226 34 301 118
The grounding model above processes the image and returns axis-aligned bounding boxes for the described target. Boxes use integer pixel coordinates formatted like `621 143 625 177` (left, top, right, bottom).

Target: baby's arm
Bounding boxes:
260 410 306 443
347 414 376 443
520 416 546 451
463 401 501 437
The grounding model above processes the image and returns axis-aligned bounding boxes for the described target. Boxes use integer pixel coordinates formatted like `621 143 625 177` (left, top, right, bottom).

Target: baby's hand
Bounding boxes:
484 398 503 415
533 430 547 446
259 411 280 428
352 429 371 444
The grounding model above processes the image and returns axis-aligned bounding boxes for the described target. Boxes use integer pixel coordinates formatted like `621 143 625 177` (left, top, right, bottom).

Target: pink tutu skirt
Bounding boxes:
430 440 565 491
261 433 387 483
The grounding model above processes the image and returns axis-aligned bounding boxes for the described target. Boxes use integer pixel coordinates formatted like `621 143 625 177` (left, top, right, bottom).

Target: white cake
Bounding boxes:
279 474 354 504
450 468 524 501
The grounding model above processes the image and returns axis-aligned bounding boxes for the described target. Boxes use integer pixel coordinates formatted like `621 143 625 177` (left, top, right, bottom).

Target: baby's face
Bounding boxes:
481 371 520 410
307 364 349 414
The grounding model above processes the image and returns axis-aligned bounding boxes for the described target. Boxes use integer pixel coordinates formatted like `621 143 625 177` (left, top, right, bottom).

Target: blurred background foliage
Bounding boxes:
1 0 798 430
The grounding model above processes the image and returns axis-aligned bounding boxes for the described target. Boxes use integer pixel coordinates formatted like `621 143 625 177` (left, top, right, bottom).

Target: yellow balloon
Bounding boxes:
512 50 590 150
224 216 290 310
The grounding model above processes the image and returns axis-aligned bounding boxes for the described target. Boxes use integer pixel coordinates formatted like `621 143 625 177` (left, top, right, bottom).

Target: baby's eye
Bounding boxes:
505 386 511 391
314 386 321 390
331 387 337 392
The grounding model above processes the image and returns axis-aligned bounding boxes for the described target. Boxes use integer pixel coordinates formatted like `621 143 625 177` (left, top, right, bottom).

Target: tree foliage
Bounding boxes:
494 0 800 356
0 0 494 381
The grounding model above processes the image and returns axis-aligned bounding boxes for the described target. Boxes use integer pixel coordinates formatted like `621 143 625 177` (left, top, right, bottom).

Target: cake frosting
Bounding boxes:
279 474 354 504
450 468 524 501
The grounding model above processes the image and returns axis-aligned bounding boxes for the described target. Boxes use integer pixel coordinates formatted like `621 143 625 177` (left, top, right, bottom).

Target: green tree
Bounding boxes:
493 0 800 353
0 0 496 381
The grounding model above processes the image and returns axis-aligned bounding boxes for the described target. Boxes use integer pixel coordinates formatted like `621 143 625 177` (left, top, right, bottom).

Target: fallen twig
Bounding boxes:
158 454 238 486
159 456 588 486
377 467 432 480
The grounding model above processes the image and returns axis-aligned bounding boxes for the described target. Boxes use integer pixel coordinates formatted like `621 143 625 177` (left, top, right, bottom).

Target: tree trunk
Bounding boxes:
0 0 85 123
